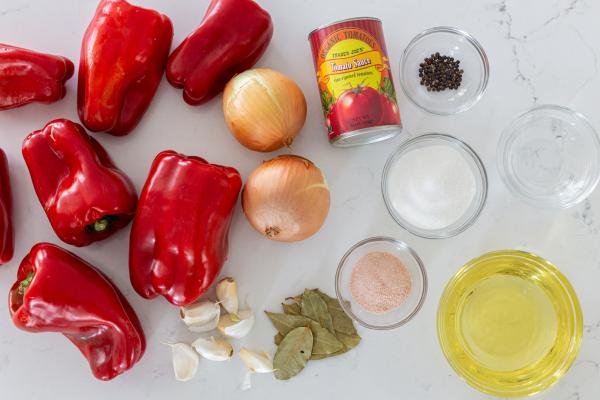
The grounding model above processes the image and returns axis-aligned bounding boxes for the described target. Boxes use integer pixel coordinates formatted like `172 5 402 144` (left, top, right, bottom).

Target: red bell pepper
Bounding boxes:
166 0 273 105
130 150 242 306
22 119 137 247
0 149 13 264
0 43 73 110
78 0 173 136
9 243 145 381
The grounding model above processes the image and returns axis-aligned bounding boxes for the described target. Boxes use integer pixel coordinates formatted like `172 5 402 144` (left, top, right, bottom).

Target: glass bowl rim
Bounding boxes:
497 104 600 209
381 133 489 239
398 26 490 115
335 236 428 330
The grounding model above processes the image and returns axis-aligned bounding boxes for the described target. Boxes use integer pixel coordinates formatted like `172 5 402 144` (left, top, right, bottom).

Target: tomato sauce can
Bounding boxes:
308 18 405 147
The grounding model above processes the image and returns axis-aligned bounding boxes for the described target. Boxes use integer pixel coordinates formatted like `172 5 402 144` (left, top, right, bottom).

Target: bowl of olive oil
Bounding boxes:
437 250 582 397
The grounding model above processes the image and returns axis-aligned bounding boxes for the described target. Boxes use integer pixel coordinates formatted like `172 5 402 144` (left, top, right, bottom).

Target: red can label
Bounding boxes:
309 18 401 141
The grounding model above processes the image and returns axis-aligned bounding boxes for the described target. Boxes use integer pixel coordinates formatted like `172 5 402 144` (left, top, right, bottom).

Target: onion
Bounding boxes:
223 68 307 152
242 155 330 242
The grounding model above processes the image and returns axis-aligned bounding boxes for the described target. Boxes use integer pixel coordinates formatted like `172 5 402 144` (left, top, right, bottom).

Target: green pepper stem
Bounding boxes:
93 218 110 232
87 216 116 233
17 272 34 295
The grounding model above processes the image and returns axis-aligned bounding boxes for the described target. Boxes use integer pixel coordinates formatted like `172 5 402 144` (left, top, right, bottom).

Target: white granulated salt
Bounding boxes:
386 144 477 231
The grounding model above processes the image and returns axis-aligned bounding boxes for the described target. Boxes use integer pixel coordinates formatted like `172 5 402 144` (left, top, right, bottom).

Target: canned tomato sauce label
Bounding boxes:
309 18 402 146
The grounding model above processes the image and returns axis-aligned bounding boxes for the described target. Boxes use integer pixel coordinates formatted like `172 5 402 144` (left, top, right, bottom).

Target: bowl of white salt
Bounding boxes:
382 133 488 238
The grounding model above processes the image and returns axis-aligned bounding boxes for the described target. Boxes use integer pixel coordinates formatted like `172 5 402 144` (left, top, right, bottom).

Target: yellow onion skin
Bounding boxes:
242 155 330 242
223 69 307 153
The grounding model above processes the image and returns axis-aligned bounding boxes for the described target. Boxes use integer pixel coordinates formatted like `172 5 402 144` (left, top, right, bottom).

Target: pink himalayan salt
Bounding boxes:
349 251 412 314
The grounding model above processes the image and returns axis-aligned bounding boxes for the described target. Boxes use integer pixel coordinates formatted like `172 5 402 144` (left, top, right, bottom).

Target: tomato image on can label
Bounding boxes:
309 18 402 145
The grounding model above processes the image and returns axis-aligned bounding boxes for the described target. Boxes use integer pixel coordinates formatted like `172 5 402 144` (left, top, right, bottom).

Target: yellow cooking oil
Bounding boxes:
437 250 583 397
460 274 557 372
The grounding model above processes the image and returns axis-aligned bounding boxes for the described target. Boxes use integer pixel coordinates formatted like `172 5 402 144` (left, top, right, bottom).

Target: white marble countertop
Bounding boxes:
0 0 599 399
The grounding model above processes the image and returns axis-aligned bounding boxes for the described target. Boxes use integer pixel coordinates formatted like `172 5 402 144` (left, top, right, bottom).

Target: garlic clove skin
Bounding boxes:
240 371 253 391
192 337 233 362
239 348 273 373
218 308 254 339
180 300 220 326
216 277 239 317
167 342 199 382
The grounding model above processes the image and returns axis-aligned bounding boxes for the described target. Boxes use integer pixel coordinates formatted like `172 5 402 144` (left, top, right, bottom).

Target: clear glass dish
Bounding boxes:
381 133 488 239
399 26 489 115
498 104 600 208
335 237 427 330
437 250 583 397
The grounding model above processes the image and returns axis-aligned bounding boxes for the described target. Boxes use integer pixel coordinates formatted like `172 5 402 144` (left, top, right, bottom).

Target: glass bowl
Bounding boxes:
437 250 583 397
498 105 600 208
382 133 488 238
335 237 427 330
399 27 489 115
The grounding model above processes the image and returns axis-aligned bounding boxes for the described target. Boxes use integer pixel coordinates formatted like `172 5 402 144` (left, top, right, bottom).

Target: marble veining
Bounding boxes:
0 6 28 17
490 0 595 104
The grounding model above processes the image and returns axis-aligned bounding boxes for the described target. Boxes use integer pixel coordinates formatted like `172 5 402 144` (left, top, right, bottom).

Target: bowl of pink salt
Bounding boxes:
335 236 427 330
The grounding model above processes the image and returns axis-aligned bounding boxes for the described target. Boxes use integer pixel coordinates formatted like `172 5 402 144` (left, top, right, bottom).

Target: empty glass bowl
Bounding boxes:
498 105 600 208
399 27 489 115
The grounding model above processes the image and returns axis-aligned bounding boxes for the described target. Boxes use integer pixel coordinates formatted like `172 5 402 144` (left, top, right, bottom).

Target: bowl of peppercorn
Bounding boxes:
399 26 489 115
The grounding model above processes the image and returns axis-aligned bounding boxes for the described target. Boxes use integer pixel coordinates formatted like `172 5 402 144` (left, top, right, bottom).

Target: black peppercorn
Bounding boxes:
418 53 464 92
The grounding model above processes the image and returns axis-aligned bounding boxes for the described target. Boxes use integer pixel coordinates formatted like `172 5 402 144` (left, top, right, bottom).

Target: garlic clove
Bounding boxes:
180 300 220 332
166 342 199 382
239 348 273 373
216 277 239 317
218 308 254 339
192 336 233 362
238 348 273 391
187 312 220 333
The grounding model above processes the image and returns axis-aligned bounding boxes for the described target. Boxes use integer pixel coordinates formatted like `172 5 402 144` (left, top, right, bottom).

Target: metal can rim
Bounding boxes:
307 17 382 39
330 125 403 147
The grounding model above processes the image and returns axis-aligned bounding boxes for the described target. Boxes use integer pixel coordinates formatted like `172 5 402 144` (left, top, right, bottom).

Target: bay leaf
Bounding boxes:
282 302 301 316
300 289 334 333
310 348 348 360
265 312 312 336
308 321 344 356
336 332 361 350
285 295 302 304
310 332 361 360
315 289 357 336
274 333 283 345
273 327 313 380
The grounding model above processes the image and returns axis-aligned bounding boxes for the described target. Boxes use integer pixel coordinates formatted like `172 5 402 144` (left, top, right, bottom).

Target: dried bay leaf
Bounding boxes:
267 288 362 377
282 302 301 315
313 289 333 302
285 295 302 304
310 333 361 360
273 327 313 380
265 312 312 336
315 289 357 335
336 332 361 350
274 333 283 345
267 311 343 355
300 289 334 333
308 321 344 356
310 348 348 360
